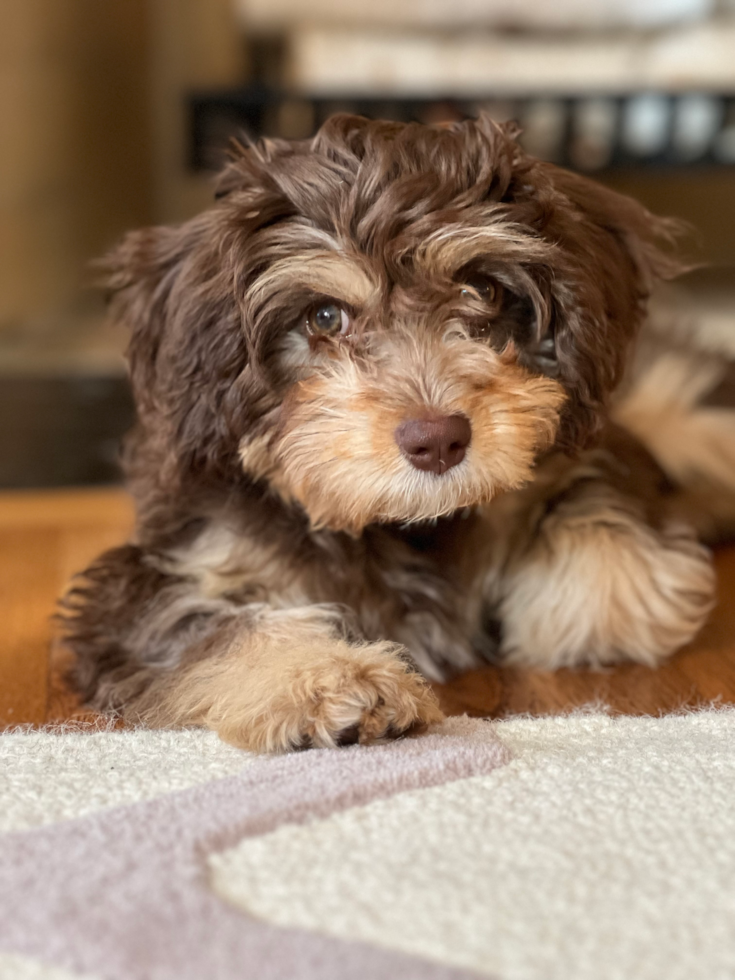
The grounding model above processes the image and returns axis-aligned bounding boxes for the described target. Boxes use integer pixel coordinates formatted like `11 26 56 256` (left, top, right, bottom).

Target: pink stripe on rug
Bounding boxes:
0 721 507 980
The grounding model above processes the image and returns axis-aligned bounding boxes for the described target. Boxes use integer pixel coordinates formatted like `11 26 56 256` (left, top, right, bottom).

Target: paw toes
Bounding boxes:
335 723 361 746
291 733 314 751
382 722 408 740
243 651 445 753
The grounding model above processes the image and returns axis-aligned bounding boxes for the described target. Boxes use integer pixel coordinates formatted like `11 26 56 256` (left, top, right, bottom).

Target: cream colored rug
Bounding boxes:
1 711 734 980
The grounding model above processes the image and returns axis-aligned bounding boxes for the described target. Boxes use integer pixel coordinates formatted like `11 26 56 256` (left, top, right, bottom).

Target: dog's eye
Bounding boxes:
305 302 351 337
460 275 497 303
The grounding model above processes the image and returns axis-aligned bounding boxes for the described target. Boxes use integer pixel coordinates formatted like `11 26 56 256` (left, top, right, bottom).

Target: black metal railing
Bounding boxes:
190 88 735 174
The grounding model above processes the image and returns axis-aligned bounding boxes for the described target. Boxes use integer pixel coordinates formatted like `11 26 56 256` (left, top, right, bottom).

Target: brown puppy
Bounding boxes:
63 114 731 752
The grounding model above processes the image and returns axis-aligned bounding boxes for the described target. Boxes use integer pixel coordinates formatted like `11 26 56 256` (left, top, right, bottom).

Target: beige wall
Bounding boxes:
0 1 152 331
149 0 245 224
0 0 244 336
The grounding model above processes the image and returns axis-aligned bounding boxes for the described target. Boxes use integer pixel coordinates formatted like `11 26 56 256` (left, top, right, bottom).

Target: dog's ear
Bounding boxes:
101 199 283 485
531 164 687 448
101 136 311 494
101 221 208 413
548 164 684 290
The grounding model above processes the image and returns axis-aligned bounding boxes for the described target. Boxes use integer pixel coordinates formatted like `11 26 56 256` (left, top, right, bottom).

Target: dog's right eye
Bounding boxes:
304 303 352 337
460 275 497 303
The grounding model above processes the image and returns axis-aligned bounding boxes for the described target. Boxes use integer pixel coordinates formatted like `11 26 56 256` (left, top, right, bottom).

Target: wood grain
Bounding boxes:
2 487 735 729
0 526 61 726
0 488 133 727
0 487 135 529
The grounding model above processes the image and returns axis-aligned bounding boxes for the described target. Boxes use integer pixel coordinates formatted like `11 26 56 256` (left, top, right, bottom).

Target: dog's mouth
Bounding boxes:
395 506 476 529
388 505 478 539
365 506 484 560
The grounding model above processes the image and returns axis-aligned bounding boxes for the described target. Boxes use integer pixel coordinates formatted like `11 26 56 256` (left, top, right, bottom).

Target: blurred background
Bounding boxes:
2 0 735 489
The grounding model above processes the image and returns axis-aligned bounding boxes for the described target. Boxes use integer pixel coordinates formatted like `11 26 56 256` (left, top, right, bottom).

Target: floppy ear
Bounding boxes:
102 134 315 499
532 164 687 448
103 214 247 481
101 190 285 492
102 221 208 412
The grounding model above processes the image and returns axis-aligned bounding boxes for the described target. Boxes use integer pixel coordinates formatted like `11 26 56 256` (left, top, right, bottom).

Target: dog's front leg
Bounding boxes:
145 605 444 752
496 474 715 671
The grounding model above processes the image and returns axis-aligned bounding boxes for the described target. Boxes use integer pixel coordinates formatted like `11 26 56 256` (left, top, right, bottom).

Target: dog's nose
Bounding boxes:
395 415 471 475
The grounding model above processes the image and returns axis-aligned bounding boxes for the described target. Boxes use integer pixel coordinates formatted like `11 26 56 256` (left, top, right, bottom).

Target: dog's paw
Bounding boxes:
500 514 715 670
217 640 445 753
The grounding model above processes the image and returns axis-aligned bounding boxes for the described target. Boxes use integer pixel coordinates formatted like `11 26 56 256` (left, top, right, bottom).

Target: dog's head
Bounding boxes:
107 114 682 533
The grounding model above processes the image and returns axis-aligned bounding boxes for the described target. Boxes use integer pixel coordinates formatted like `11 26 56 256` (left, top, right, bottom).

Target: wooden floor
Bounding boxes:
2 487 735 729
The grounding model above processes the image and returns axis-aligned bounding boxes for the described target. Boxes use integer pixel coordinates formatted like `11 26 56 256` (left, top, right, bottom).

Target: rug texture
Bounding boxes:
1 711 734 980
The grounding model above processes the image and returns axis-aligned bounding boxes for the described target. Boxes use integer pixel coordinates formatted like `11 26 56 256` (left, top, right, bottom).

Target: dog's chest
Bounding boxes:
159 514 488 640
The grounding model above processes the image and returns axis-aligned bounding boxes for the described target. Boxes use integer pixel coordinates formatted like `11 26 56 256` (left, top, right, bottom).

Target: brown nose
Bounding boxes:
395 415 471 475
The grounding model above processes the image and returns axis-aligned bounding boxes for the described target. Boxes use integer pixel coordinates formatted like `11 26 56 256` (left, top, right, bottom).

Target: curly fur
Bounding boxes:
61 114 729 751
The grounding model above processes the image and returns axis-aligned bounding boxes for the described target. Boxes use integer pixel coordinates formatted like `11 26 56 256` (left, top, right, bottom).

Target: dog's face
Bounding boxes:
109 114 680 533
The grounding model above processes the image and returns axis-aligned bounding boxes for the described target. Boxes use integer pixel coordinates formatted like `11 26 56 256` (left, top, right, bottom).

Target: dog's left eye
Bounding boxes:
305 303 351 337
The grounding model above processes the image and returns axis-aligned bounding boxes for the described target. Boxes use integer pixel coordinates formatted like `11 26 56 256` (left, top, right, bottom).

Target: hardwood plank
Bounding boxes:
0 487 134 528
0 488 133 727
0 526 61 726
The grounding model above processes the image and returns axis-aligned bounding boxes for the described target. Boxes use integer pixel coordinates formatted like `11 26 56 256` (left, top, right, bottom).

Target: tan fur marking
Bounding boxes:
242 332 565 533
614 352 735 493
250 251 377 309
500 494 715 669
148 608 444 752
414 224 557 279
160 521 315 608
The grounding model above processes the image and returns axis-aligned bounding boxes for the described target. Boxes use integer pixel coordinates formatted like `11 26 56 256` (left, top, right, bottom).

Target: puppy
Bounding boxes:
63 113 734 752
